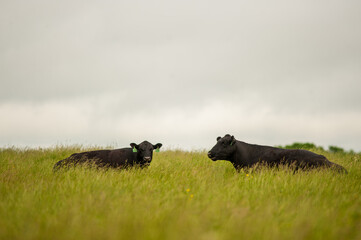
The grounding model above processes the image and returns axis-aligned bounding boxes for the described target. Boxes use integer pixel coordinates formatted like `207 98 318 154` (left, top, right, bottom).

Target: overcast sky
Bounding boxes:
1 0 361 151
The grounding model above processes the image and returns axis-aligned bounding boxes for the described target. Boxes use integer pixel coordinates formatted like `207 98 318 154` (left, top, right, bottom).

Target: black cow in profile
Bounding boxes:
208 134 347 173
53 141 162 171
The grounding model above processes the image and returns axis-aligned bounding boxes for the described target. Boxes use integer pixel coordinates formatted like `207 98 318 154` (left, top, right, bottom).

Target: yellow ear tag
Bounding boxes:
133 148 137 153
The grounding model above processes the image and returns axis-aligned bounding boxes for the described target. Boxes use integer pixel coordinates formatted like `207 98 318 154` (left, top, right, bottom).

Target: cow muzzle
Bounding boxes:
143 156 151 162
208 152 217 161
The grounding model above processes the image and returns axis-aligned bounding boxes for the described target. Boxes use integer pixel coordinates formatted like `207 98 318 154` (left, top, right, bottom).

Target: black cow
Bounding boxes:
208 134 347 173
53 141 162 171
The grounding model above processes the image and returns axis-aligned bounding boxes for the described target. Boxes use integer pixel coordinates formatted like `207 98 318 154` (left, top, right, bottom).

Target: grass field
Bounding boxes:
1 146 360 240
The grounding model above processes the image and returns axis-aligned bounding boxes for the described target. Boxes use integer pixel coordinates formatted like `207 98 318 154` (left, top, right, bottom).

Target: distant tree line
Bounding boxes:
277 142 356 154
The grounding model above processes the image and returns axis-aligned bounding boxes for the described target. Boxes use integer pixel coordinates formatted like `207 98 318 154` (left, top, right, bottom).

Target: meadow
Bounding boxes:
0 146 360 240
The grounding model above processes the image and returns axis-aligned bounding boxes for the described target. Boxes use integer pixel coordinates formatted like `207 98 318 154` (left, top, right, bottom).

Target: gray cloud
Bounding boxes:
1 0 361 151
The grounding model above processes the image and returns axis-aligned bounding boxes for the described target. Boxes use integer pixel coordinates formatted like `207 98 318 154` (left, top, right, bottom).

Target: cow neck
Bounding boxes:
230 141 243 166
135 153 142 163
229 143 238 164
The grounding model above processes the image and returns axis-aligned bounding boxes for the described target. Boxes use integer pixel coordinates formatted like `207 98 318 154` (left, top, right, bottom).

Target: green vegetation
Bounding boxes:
1 146 360 240
282 142 318 150
328 145 345 153
280 142 356 154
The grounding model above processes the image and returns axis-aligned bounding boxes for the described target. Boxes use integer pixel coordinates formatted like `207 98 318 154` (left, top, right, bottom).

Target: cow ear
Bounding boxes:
230 136 236 146
130 143 139 149
217 136 221 141
153 143 162 149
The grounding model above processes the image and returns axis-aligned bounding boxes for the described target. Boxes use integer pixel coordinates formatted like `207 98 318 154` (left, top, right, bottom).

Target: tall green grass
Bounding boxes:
0 146 360 240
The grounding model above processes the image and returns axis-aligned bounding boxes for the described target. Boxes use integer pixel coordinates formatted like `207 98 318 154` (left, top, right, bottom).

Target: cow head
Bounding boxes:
208 134 236 161
130 141 162 166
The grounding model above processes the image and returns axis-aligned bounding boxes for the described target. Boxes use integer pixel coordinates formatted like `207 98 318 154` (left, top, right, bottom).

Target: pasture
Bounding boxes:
0 146 360 240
